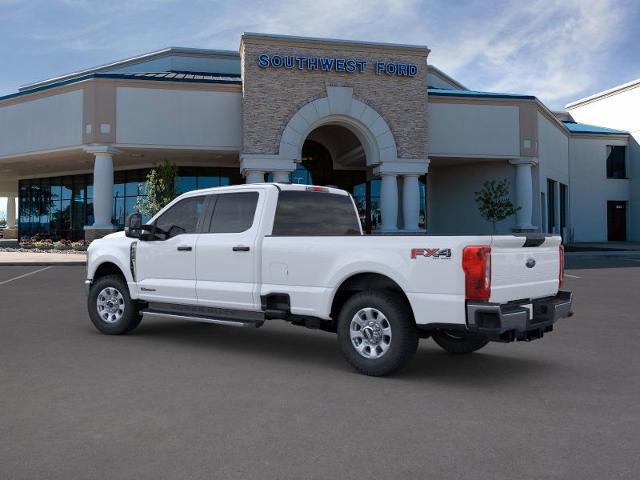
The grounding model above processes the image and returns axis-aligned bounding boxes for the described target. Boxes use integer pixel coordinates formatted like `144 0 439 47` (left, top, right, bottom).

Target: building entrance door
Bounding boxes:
607 201 627 241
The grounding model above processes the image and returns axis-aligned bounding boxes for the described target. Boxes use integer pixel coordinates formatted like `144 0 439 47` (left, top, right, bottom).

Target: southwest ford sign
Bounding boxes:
257 54 418 77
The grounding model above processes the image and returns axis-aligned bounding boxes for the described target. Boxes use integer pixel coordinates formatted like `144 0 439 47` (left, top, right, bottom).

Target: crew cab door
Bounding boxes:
196 190 261 311
135 195 208 305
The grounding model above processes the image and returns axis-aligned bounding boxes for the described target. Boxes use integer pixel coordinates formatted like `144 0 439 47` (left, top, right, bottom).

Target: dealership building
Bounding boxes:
0 33 636 242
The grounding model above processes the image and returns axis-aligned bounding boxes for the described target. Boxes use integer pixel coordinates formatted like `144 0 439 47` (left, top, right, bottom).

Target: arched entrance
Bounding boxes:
255 87 429 232
295 124 382 233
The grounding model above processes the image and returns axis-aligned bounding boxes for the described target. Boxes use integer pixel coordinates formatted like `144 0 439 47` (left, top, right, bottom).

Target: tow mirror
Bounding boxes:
125 213 143 238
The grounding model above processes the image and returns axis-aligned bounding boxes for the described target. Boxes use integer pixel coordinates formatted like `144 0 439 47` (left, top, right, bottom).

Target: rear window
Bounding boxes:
272 191 361 236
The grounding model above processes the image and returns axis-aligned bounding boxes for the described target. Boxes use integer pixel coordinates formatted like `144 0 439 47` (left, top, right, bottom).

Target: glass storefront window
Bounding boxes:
17 166 272 240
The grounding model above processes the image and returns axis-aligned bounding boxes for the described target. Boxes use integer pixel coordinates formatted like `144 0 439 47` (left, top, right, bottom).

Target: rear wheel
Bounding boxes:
337 290 418 376
88 274 142 335
432 332 489 354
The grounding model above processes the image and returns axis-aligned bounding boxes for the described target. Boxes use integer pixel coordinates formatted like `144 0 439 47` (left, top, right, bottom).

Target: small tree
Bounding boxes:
136 160 178 217
474 179 520 233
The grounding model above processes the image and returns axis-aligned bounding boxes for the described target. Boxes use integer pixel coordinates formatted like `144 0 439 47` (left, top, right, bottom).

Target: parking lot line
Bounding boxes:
565 274 581 278
0 266 52 287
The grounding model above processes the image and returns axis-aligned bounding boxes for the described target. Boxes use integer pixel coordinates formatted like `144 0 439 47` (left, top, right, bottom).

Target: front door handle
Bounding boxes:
177 245 192 252
232 246 250 252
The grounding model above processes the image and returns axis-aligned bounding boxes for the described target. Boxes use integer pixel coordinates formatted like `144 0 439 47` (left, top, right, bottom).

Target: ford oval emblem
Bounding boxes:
526 258 536 269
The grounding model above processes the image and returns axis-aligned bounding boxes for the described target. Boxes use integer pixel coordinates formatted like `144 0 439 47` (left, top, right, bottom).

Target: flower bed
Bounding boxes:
0 237 90 254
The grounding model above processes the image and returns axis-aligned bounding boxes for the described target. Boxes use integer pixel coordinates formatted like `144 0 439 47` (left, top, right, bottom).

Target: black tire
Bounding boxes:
337 290 418 376
432 332 489 354
88 274 142 335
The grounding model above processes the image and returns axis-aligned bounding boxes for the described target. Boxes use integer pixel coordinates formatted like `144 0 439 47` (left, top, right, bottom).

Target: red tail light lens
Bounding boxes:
559 245 565 289
462 246 491 301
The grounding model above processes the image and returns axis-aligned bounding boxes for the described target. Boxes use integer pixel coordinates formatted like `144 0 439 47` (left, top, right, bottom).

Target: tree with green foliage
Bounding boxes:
136 160 178 218
474 179 520 233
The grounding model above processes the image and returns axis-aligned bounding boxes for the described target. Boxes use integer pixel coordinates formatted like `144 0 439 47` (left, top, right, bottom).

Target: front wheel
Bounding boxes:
432 332 489 354
337 291 418 376
88 274 142 335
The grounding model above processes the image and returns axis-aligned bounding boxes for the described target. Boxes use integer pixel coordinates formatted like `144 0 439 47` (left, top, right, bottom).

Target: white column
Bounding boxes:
245 170 265 184
510 158 537 231
6 195 16 229
84 146 117 231
402 174 420 231
380 173 399 232
272 171 290 183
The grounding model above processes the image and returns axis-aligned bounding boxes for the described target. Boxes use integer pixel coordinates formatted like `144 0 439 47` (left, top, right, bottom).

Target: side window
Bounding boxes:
155 196 206 238
209 192 259 233
272 191 361 236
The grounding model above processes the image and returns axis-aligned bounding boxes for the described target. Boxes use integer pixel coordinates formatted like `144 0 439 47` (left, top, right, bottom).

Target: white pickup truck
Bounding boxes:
85 183 572 376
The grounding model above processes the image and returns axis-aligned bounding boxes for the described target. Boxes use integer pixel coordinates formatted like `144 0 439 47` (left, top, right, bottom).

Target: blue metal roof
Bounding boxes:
562 121 628 135
0 71 242 102
427 87 535 100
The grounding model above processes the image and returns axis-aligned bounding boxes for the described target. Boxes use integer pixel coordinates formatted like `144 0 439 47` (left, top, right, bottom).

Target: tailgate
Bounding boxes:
490 235 561 303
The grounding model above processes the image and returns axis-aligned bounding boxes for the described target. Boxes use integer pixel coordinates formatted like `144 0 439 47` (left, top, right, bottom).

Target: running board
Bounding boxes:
142 309 264 328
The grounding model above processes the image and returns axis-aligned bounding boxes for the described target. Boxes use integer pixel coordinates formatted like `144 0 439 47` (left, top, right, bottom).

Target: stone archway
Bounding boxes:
278 86 398 166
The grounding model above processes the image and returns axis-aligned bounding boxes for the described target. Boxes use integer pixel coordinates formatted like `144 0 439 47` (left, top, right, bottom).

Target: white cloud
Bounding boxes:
425 0 631 108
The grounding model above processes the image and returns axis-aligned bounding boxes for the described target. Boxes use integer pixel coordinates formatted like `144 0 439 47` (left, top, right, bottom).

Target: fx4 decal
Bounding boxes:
411 248 452 259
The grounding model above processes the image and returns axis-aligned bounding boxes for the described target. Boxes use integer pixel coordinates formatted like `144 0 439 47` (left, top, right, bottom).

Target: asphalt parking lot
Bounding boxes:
1 258 639 479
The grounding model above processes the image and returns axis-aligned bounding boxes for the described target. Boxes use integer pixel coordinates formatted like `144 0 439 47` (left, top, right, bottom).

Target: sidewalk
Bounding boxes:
0 251 86 266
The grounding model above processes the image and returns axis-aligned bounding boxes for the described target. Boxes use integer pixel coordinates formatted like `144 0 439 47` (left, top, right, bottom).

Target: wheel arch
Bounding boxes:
330 272 415 323
92 261 127 283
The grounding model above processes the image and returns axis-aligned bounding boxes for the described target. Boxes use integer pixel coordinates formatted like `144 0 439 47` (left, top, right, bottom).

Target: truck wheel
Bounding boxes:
432 332 489 354
337 290 418 376
88 274 142 335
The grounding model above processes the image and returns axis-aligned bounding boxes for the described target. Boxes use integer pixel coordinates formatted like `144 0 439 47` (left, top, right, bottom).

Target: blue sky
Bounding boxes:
1 0 640 215
1 0 639 109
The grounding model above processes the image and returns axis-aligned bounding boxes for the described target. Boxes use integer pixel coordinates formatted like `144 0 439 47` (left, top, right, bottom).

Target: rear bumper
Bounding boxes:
466 290 573 342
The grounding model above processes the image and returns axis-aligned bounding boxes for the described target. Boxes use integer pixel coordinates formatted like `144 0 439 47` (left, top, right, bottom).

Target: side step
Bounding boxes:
142 304 265 328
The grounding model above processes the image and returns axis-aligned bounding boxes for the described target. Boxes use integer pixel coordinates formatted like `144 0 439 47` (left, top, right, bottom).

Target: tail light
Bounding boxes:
559 245 565 289
462 246 491 301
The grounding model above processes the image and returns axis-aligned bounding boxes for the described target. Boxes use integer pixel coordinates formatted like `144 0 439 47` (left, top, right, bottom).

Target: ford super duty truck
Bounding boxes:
85 183 573 376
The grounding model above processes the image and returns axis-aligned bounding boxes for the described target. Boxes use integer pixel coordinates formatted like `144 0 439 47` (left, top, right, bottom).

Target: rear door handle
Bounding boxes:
177 245 192 251
232 246 250 252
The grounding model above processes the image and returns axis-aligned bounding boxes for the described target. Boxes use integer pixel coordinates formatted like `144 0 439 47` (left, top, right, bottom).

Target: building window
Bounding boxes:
606 146 626 179
560 183 568 232
18 166 242 240
547 179 556 234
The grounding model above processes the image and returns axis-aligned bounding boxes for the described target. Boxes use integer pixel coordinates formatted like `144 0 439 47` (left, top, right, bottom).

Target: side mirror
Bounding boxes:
125 213 143 238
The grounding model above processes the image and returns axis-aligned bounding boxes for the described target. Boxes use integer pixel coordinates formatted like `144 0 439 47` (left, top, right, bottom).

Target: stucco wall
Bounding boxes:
568 86 639 241
427 102 520 157
116 87 242 148
429 161 517 234
0 90 83 157
241 36 428 159
536 112 569 233
568 136 630 242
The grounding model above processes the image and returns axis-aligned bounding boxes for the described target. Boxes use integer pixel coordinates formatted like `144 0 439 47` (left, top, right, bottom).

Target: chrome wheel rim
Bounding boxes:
350 307 392 359
96 287 125 323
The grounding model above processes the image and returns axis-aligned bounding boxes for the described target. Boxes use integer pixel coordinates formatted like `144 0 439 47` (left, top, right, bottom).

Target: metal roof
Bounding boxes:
427 87 535 100
0 71 241 103
19 47 240 92
562 121 628 135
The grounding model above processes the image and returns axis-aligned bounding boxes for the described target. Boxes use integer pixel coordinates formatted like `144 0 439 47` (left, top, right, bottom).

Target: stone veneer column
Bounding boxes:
84 145 117 240
509 157 538 231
